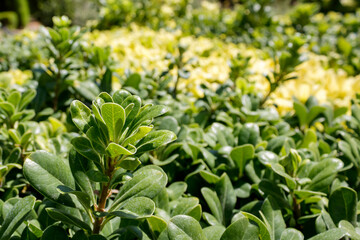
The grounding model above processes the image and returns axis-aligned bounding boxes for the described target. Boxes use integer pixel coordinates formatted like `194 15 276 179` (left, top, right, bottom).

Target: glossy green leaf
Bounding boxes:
220 216 248 240
216 174 236 226
69 149 96 206
329 187 357 226
0 196 36 240
101 103 125 142
106 142 136 158
201 188 223 225
338 220 360 240
147 216 168 238
136 130 177 155
308 228 347 240
159 215 206 240
230 144 254 177
111 166 167 211
70 100 92 132
71 137 101 164
46 208 92 232
123 126 153 147
204 226 226 240
23 151 76 206
261 198 286 240
109 197 155 219
280 228 304 240
242 211 271 240
294 101 307 127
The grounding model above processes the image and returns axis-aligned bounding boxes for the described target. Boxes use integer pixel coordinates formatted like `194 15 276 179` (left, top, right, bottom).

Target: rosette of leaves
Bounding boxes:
22 90 177 238
0 88 36 189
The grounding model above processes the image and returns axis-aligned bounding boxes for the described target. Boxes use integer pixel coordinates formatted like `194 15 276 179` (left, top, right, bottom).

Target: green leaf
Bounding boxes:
147 216 168 238
280 228 304 240
123 126 153 147
216 174 236 226
270 163 296 190
308 228 347 240
41 225 69 240
259 180 290 209
86 170 109 183
337 37 352 57
0 196 36 240
124 73 141 89
230 144 254 177
7 91 21 109
46 208 92 232
106 143 136 158
307 106 326 125
167 182 187 201
121 95 142 128
101 103 125 142
338 220 360 240
238 123 259 146
294 101 307 127
23 151 76 207
69 149 96 206
111 166 167 211
241 211 271 240
201 188 223 225
220 216 248 240
100 68 112 93
170 197 199 217
261 198 286 240
305 158 344 192
113 90 131 105
118 157 141 170
199 170 220 184
329 187 357 226
109 197 155 219
257 151 279 166
71 137 101 164
136 130 177 155
0 102 15 116
19 89 36 110
204 226 225 240
86 126 107 155
70 100 92 132
159 215 206 240
129 105 169 132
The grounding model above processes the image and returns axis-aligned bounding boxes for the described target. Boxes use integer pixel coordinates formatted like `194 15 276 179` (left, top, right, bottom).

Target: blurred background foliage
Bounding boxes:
0 0 359 29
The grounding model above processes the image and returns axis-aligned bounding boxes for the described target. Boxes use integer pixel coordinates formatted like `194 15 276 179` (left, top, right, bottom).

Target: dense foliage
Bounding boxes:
1 1 360 240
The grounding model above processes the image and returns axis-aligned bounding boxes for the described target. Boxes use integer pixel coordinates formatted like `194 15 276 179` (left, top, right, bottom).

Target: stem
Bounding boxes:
172 53 183 99
292 193 301 229
92 157 115 234
92 182 110 234
172 74 180 99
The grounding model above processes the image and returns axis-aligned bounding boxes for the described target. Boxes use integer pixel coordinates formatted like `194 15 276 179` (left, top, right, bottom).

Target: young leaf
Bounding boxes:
230 144 254 177
70 100 92 132
71 137 101 164
101 103 125 142
201 188 223 225
106 143 136 158
136 130 177 155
